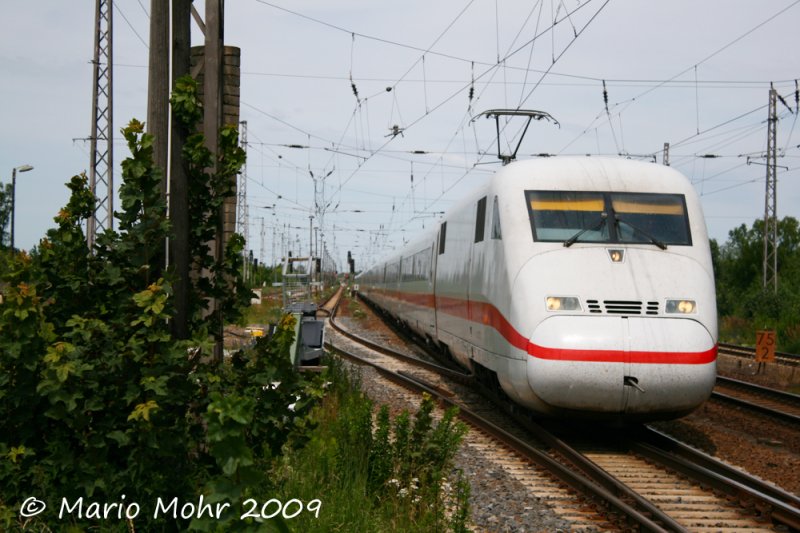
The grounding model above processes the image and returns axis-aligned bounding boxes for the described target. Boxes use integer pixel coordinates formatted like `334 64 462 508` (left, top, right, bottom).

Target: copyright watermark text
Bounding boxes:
18 495 322 522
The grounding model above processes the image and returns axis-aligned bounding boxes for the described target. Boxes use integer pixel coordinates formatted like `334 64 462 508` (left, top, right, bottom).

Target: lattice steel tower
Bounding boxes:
762 88 778 292
238 120 250 273
87 0 114 248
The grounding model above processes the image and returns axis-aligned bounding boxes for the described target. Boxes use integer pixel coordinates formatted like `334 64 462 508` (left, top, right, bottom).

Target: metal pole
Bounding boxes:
238 120 249 283
10 168 16 251
763 88 778 292
204 0 225 363
147 0 169 280
9 165 33 251
147 0 169 189
88 0 113 248
309 216 313 259
170 0 191 340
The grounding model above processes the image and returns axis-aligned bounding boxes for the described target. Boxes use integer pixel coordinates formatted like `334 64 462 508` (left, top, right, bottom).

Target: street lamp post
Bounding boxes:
10 164 33 251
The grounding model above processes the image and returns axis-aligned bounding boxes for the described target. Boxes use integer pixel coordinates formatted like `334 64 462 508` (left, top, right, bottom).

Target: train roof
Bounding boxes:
492 156 696 195
359 157 706 275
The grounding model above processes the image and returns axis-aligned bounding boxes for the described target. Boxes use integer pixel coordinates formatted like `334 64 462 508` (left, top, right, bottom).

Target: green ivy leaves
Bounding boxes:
0 80 323 531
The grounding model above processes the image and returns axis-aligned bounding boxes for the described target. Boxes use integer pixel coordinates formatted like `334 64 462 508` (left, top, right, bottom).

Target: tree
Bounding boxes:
0 84 322 530
714 216 800 351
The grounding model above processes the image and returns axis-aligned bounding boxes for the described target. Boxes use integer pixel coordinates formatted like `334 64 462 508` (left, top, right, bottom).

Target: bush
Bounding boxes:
274 360 471 532
0 108 323 531
714 218 800 353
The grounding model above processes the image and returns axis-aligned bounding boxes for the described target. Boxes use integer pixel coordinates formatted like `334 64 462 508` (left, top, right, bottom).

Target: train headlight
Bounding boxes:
546 296 581 312
666 299 696 314
608 249 625 263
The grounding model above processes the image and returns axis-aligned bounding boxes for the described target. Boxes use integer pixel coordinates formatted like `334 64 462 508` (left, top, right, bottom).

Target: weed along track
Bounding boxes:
327 294 639 530
326 290 800 531
325 309 613 530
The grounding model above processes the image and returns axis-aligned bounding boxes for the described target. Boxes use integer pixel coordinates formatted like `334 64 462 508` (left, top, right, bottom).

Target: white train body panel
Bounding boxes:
358 157 717 420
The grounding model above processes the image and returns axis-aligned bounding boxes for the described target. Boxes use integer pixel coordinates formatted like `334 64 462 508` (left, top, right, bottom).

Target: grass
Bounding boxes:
241 285 342 327
720 315 800 354
240 287 284 325
348 298 367 319
272 359 471 532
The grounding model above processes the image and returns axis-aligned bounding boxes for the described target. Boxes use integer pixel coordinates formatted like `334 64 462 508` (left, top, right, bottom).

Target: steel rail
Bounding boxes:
315 285 344 317
717 375 800 403
328 306 473 385
323 340 671 532
711 392 800 425
326 299 685 532
502 413 688 532
718 342 800 366
713 375 800 424
635 425 800 531
328 293 799 531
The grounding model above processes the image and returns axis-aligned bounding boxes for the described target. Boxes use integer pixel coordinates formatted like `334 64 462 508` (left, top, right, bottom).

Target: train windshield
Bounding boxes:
527 191 692 246
527 192 609 242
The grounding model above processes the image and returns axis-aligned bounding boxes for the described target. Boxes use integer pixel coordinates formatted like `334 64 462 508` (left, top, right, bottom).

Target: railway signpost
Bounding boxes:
755 329 777 363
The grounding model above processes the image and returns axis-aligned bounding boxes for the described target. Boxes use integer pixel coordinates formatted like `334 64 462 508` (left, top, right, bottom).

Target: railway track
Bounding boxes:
316 285 343 317
719 342 800 367
325 316 639 530
713 375 800 425
324 294 800 532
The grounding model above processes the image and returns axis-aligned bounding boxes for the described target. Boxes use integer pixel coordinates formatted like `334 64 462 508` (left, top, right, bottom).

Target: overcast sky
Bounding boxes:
2 1 799 271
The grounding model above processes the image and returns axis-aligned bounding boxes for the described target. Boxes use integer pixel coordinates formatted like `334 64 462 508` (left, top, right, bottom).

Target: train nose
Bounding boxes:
526 316 717 416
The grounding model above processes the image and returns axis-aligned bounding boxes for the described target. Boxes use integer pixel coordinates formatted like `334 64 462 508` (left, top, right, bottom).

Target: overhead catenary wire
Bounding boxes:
241 69 800 90
695 65 701 135
782 80 800 151
361 0 613 247
113 0 149 49
626 0 800 112
249 0 790 177
240 2 798 266
562 1 800 157
516 0 545 107
135 0 149 19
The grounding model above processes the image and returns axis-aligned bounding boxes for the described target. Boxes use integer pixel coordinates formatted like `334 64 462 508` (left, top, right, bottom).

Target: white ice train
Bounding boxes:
357 157 717 421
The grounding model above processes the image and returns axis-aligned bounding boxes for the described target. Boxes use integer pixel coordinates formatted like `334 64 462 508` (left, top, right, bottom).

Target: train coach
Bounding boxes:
357 157 717 421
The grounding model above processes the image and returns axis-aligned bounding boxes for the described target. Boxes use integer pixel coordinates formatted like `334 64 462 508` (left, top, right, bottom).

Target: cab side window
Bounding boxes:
491 195 502 240
474 196 487 243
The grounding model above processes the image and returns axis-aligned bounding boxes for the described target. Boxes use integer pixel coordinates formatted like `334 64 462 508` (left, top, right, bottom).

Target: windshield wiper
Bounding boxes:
614 216 667 250
564 213 607 247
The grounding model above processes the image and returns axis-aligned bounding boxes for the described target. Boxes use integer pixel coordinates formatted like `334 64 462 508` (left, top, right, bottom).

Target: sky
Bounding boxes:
1 0 799 273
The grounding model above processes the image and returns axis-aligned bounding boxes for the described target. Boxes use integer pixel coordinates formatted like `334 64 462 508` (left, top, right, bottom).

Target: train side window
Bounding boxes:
439 222 447 255
414 249 430 281
474 196 487 243
491 195 502 240
401 256 413 282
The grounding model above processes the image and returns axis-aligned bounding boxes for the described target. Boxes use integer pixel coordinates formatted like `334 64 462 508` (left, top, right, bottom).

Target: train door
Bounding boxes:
433 225 444 338
429 239 438 337
468 197 488 345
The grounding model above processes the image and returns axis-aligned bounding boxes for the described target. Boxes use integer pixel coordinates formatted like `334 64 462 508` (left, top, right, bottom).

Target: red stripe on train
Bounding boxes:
526 343 718 364
378 289 716 364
